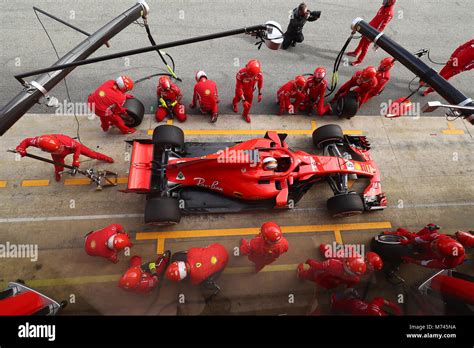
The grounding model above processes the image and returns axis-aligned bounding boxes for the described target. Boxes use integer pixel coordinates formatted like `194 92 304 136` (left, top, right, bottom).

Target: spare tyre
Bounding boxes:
333 91 359 119
122 97 145 127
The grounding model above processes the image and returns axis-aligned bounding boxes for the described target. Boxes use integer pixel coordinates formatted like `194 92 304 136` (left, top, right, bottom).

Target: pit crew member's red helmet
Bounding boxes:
116 75 134 92
166 261 189 282
246 59 261 76
195 70 207 82
159 76 171 90
295 76 306 90
379 57 395 72
118 266 141 289
360 66 377 83
113 234 132 251
366 251 383 271
37 135 61 153
313 67 327 81
261 222 282 244
344 257 367 276
432 238 465 258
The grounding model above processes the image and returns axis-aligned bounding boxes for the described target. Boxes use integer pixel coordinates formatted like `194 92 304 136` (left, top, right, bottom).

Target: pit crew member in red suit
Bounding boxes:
276 76 307 115
302 67 332 116
165 243 229 296
155 76 187 122
331 289 402 316
232 59 264 123
87 75 136 134
297 256 367 289
331 66 378 107
16 134 114 182
118 251 171 294
319 243 383 273
347 0 397 66
84 224 132 263
423 39 474 96
369 57 396 98
384 224 465 268
189 70 219 123
240 221 289 272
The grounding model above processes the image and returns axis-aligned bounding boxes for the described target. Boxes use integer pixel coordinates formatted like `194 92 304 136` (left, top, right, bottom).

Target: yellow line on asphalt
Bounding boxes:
311 120 317 130
137 222 391 241
64 178 91 186
442 121 464 135
334 230 343 244
0 181 7 188
343 130 363 135
156 238 165 254
166 119 174 125
21 179 50 187
0 263 303 289
117 177 129 184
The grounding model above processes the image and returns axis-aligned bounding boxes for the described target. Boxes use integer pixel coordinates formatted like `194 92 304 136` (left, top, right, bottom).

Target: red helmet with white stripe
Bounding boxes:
116 75 134 92
166 261 189 282
313 67 327 81
195 70 208 82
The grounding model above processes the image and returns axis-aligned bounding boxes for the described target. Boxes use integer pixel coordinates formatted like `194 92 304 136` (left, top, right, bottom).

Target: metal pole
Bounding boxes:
351 18 474 124
14 24 267 79
0 1 149 136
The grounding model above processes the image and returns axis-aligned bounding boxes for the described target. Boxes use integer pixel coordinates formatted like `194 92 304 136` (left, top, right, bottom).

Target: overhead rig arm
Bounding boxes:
0 1 150 136
351 18 474 125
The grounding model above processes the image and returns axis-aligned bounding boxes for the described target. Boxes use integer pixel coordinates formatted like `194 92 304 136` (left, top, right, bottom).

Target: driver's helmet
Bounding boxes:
263 157 278 170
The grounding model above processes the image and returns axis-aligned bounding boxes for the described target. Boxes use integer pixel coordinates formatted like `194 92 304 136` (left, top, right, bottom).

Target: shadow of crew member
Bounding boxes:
282 2 321 50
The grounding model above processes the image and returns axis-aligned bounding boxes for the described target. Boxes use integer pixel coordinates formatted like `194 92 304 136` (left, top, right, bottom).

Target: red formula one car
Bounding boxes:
123 124 386 225
0 282 66 316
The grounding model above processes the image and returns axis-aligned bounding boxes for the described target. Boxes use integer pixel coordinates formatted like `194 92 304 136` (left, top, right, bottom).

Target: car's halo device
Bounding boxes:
351 17 474 125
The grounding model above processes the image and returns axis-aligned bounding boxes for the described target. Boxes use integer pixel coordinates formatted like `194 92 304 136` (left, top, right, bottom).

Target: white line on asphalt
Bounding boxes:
0 214 143 223
0 201 473 223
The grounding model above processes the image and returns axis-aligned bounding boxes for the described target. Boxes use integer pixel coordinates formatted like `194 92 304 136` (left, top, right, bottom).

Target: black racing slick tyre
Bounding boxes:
144 196 181 226
152 125 185 149
327 193 365 218
122 98 145 127
370 234 413 262
334 91 359 119
312 124 344 149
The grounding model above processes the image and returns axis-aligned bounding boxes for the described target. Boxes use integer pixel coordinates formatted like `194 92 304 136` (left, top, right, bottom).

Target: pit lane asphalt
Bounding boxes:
0 0 473 118
0 113 472 315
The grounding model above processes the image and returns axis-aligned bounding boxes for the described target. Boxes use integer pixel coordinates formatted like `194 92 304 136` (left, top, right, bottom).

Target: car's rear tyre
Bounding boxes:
312 124 344 149
371 234 413 262
152 125 185 149
144 196 181 225
327 193 365 218
122 98 145 127
334 91 359 119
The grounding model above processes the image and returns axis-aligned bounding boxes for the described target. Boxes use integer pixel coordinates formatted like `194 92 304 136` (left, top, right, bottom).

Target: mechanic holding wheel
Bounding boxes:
87 75 137 134
282 3 321 50
331 66 379 108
